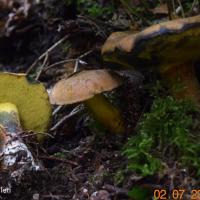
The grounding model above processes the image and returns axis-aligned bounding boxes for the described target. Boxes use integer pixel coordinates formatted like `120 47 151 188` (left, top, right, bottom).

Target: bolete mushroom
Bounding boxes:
50 69 125 134
102 15 200 103
0 72 52 141
0 103 40 179
0 72 51 178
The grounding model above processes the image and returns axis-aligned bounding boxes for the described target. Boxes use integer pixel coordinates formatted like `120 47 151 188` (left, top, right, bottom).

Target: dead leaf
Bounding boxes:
151 3 168 15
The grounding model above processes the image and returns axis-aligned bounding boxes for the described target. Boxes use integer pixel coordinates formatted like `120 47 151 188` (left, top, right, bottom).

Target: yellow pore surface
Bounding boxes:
0 73 51 139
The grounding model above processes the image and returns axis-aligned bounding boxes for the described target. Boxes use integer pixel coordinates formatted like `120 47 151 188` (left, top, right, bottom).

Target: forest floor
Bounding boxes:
0 1 199 200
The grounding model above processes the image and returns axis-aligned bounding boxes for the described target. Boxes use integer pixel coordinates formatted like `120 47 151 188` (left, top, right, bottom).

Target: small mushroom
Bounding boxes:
102 15 200 103
50 69 125 134
0 72 51 179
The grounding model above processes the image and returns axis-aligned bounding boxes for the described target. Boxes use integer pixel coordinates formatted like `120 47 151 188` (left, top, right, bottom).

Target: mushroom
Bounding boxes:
102 15 200 103
50 69 125 134
0 72 52 141
0 103 40 179
0 72 51 178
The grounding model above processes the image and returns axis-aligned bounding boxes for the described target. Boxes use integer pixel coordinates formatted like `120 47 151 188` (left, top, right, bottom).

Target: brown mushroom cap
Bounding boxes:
50 69 122 105
0 72 52 134
102 15 200 72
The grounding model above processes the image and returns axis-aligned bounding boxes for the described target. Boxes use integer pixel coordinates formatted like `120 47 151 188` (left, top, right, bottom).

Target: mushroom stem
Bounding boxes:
160 63 200 103
84 94 125 134
0 103 39 179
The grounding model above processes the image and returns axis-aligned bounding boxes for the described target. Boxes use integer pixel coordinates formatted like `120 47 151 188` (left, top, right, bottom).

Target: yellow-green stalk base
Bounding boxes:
85 94 125 134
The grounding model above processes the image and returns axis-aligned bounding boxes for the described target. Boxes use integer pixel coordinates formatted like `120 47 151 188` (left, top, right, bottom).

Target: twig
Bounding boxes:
172 0 176 12
26 35 69 74
176 0 185 17
35 52 49 81
44 59 76 72
132 100 150 132
189 0 199 14
38 155 78 166
78 15 107 38
73 50 93 72
44 49 92 73
167 0 173 20
52 105 63 116
21 131 54 139
74 59 79 72
79 49 93 59
50 105 84 131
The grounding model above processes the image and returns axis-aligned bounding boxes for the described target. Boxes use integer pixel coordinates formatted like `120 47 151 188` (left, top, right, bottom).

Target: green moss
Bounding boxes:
77 0 114 19
123 95 200 176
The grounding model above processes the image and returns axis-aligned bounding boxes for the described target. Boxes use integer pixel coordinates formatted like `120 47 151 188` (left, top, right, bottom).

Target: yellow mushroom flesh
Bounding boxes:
0 72 52 141
0 103 39 176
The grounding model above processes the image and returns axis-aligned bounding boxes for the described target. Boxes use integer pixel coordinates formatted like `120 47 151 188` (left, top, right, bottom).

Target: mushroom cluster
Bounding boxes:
102 15 200 103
